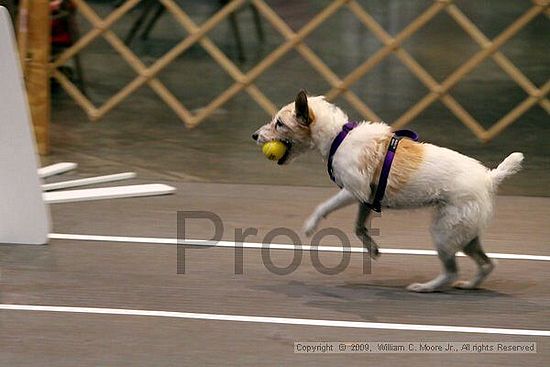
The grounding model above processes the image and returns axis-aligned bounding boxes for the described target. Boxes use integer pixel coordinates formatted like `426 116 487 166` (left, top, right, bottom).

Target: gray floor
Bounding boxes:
1 183 550 366
1 1 549 366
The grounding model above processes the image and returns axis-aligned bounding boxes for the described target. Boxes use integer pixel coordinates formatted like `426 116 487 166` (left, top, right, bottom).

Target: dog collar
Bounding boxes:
327 122 418 212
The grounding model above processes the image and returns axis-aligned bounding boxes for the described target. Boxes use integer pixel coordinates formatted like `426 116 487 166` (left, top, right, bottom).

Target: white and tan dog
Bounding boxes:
253 90 524 293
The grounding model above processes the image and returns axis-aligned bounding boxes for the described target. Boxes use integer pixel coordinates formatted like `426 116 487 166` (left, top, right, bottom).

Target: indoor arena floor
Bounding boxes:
1 181 549 366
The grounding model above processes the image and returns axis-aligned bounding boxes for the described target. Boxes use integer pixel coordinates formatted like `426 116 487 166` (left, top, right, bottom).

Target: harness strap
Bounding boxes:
327 123 418 212
327 121 357 183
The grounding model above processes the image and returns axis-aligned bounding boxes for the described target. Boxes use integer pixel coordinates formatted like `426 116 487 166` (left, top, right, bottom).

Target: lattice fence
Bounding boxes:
49 0 549 142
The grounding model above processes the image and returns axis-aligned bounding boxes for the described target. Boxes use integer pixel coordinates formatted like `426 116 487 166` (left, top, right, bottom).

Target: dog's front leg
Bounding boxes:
355 202 380 259
303 189 356 237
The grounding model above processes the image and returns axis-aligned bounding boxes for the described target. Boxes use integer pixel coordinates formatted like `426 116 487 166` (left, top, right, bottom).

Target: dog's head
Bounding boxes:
252 90 316 165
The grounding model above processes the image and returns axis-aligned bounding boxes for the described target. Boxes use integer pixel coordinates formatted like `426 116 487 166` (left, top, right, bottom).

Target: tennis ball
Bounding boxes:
262 140 287 161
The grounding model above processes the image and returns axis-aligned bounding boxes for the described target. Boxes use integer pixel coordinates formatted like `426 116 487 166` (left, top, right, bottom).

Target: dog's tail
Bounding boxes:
489 152 524 186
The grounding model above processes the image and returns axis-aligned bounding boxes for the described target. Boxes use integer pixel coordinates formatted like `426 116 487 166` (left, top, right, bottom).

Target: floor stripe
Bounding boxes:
1 304 548 337
48 233 550 262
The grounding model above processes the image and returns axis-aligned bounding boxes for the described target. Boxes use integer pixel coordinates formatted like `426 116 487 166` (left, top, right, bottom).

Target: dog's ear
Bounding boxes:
295 89 311 125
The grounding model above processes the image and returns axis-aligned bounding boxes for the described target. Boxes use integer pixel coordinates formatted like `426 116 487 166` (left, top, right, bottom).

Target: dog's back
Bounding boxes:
333 122 524 212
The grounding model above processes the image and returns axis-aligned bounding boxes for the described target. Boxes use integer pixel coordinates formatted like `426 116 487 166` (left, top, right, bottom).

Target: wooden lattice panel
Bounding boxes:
50 0 549 142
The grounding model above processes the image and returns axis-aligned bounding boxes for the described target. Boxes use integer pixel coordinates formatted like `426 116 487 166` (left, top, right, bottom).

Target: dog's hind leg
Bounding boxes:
407 248 458 292
407 205 464 292
454 237 495 289
355 202 380 259
303 189 356 237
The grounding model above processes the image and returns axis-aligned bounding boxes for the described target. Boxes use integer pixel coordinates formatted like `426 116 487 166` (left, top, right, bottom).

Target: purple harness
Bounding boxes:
327 122 419 212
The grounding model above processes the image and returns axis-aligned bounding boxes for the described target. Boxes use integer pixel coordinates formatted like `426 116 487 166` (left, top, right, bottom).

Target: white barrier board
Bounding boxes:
43 184 176 204
42 172 136 191
0 7 51 244
38 162 78 178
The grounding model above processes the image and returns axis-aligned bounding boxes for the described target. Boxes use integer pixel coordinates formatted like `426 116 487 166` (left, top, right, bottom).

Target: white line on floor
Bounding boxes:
0 304 548 336
48 233 550 261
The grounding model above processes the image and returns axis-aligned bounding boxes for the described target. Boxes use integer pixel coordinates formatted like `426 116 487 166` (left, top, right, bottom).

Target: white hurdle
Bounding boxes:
43 184 175 204
41 172 137 191
38 162 78 178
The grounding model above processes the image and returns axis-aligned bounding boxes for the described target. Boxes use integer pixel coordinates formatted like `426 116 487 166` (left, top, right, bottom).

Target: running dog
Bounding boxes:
252 90 524 292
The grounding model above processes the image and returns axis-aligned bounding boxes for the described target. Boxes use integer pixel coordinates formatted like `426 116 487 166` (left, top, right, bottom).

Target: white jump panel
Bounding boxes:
0 7 51 245
38 162 78 178
43 184 175 204
42 172 136 191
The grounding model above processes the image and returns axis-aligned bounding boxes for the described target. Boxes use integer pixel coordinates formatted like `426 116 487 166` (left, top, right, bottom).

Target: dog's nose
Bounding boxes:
252 133 259 141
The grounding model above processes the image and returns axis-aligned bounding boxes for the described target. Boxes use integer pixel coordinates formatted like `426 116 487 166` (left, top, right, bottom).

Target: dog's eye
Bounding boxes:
275 119 284 129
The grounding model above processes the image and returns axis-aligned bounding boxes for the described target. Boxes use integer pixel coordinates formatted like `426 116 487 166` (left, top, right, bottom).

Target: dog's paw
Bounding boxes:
303 216 320 237
369 245 380 259
452 280 477 290
356 227 380 259
406 282 436 293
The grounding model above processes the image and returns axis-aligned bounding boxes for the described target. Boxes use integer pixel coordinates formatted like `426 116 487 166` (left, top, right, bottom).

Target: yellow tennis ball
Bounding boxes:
262 141 287 161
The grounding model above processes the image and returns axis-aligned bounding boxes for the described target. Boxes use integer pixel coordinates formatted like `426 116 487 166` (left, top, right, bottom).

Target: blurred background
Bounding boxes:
5 0 550 195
